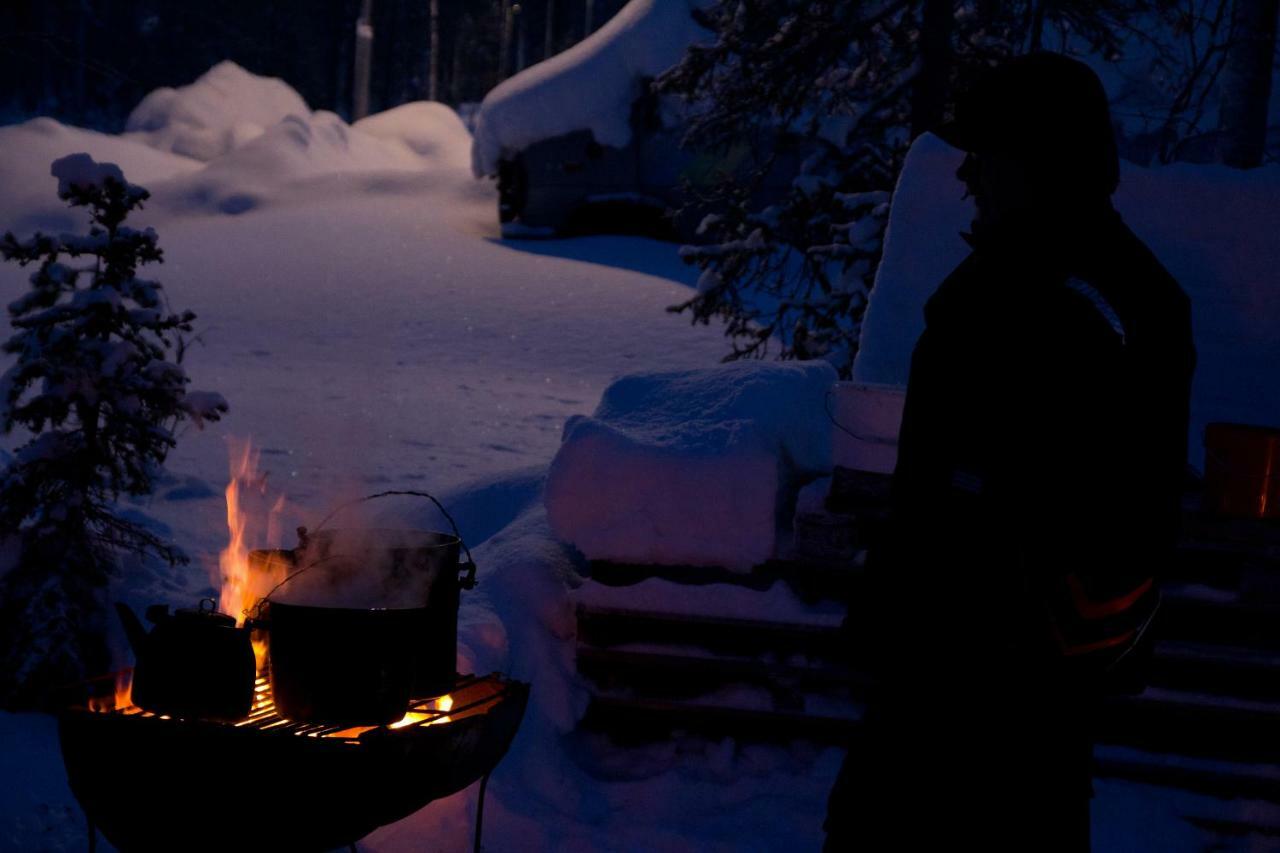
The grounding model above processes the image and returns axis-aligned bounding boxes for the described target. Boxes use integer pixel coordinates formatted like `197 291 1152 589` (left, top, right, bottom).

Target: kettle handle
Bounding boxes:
114 602 149 656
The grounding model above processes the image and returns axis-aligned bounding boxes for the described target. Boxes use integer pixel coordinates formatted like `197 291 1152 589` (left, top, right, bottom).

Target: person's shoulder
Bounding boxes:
923 250 982 318
1106 217 1190 314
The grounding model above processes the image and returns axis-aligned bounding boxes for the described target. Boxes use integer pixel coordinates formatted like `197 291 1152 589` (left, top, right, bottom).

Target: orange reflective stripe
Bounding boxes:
1059 627 1138 657
1048 618 1139 657
1066 573 1153 620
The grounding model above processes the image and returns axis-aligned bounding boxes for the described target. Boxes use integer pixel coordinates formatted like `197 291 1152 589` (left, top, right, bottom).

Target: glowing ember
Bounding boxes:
88 670 133 713
388 694 454 730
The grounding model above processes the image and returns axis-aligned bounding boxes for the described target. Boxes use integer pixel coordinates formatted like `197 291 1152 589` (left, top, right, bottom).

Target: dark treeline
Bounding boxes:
0 0 628 130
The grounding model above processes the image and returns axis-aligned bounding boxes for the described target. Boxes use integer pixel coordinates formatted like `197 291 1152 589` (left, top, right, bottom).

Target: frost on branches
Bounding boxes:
0 153 228 706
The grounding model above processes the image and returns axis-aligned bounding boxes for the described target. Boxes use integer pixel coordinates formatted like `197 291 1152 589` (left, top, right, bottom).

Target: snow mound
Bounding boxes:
0 118 201 233
470 0 712 177
354 101 473 172
125 61 311 161
156 111 427 215
544 361 837 571
855 132 1280 469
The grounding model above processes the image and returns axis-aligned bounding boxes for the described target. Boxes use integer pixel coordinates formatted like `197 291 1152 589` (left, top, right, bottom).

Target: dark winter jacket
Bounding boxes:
863 204 1196 696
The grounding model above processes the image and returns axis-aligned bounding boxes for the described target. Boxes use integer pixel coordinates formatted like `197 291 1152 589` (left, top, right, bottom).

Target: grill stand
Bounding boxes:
62 672 528 852
81 771 495 853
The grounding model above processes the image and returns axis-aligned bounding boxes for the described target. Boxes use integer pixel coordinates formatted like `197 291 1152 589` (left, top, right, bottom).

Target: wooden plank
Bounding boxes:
1160 586 1280 648
581 696 1280 802
1148 640 1280 702
576 603 846 661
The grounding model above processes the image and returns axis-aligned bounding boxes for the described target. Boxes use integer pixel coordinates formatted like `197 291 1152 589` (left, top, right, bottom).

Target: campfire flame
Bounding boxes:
217 438 288 628
88 670 133 713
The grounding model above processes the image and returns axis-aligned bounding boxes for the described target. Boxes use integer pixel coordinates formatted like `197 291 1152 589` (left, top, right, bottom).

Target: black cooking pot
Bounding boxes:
252 524 474 726
115 599 256 721
264 600 425 726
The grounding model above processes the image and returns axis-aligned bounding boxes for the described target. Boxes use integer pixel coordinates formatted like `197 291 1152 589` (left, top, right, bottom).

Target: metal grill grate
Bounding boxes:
92 671 512 742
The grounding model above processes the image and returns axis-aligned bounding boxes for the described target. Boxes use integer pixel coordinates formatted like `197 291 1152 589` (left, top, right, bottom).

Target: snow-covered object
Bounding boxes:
544 361 837 571
50 152 127 196
354 101 473 172
125 61 311 162
158 111 427 215
0 118 201 233
854 132 1280 469
470 0 712 178
852 133 972 388
830 381 906 474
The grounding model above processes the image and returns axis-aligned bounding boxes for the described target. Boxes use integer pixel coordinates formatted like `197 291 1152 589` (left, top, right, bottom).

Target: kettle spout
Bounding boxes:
114 602 149 656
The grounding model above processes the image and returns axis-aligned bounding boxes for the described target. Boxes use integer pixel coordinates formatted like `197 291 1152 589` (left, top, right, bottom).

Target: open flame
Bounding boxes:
217 438 288 628
388 694 453 730
88 670 133 713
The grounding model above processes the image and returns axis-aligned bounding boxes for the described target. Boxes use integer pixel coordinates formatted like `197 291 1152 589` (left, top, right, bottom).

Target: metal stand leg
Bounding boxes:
473 771 492 853
87 815 96 853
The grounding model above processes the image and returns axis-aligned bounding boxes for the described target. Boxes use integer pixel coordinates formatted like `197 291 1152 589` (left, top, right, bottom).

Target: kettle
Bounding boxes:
116 598 256 722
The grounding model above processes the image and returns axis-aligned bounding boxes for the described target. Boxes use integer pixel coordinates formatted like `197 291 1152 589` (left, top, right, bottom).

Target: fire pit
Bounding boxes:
60 670 528 852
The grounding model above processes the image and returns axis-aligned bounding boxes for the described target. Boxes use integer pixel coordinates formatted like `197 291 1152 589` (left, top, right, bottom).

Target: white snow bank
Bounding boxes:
125 61 311 161
854 132 1280 468
0 118 201 233
544 361 837 571
354 101 473 172
470 0 712 177
155 111 428 215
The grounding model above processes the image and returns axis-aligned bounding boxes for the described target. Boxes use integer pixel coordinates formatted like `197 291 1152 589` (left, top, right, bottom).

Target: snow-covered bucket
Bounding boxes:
829 382 906 475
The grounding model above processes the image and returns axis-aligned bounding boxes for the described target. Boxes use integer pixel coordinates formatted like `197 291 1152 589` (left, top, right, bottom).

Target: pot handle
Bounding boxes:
308 489 477 588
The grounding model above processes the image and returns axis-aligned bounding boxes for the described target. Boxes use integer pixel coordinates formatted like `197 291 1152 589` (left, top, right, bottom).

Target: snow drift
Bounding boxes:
125 61 311 162
470 0 712 177
0 118 201 233
157 111 428 215
544 361 836 570
854 132 1280 469
354 101 473 172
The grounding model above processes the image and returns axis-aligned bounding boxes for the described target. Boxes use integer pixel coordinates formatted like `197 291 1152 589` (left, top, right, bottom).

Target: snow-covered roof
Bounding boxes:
856 132 1280 469
470 0 712 178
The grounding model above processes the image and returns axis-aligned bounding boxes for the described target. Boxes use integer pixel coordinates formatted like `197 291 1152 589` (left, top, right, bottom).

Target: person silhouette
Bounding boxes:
823 52 1195 852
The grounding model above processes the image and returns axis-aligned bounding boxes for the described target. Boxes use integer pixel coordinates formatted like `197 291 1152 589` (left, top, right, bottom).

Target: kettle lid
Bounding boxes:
173 597 237 628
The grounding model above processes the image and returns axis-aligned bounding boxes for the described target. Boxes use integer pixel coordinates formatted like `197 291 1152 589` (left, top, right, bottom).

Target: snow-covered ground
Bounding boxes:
3 63 1279 852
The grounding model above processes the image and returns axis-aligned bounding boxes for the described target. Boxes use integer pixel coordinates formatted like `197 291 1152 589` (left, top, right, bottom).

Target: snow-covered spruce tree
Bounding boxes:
0 153 227 707
655 0 1162 378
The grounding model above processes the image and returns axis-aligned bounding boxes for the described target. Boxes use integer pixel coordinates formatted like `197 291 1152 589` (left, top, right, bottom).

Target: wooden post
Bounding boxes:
911 0 953 138
499 0 514 80
353 0 375 120
1217 0 1279 168
545 0 557 59
515 4 527 72
428 0 440 100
